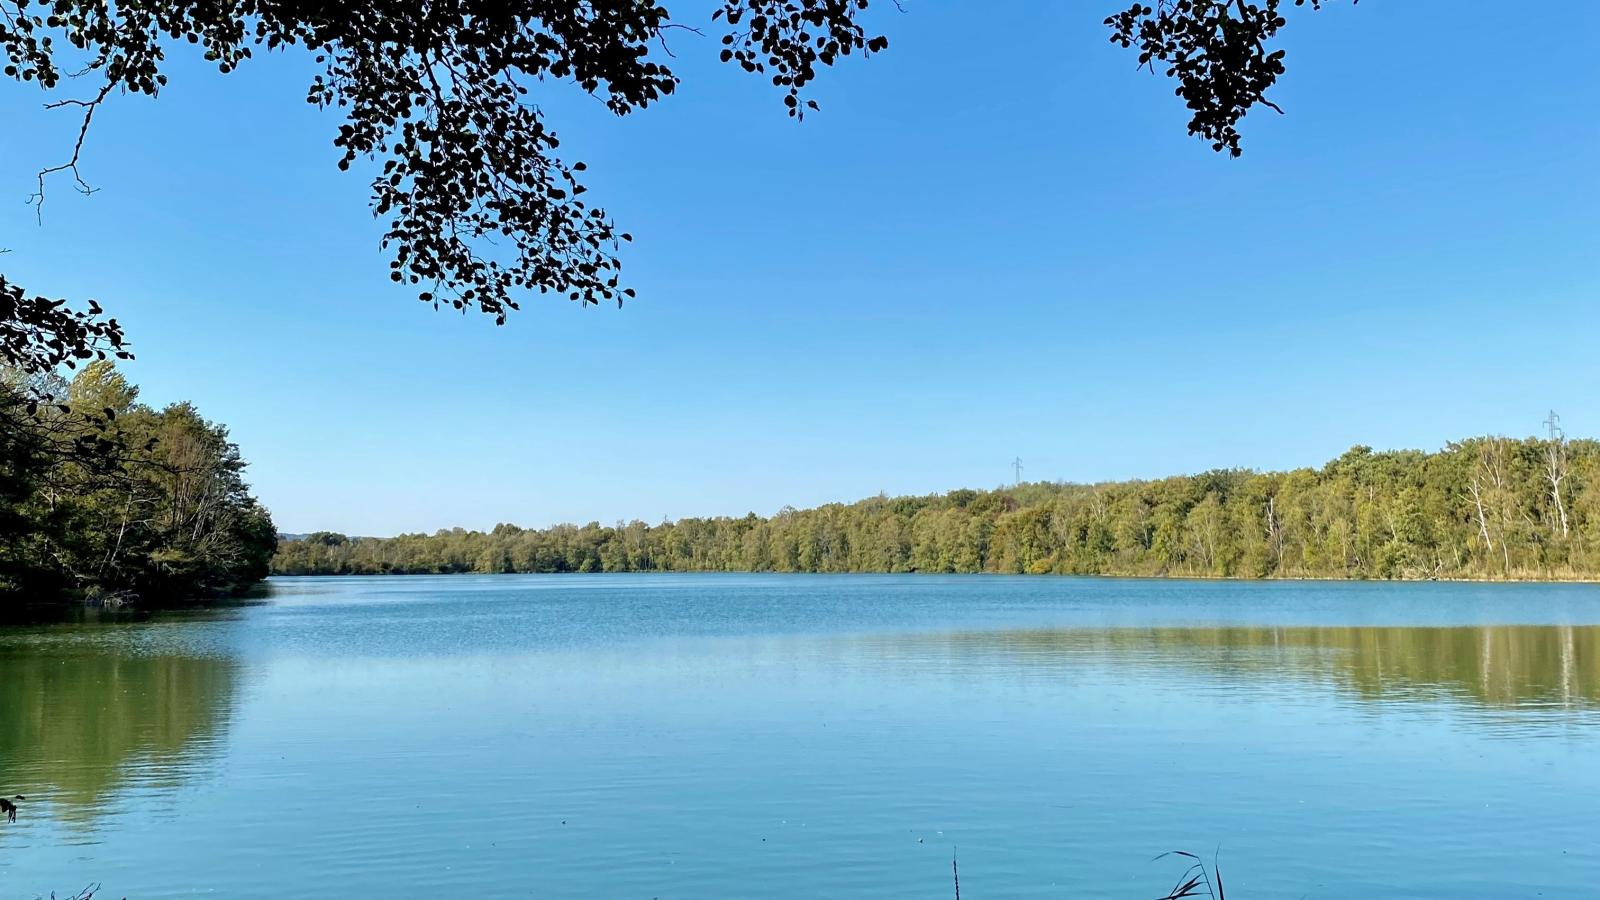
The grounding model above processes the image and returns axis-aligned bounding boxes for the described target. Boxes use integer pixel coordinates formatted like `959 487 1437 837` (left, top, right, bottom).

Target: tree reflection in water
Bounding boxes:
0 614 240 825
868 624 1599 714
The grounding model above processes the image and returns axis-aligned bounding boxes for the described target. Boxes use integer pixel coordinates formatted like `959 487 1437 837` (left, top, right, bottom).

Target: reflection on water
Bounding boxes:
2 617 1591 829
0 619 239 824
2 617 1595 826
0 577 1597 900
883 623 1600 712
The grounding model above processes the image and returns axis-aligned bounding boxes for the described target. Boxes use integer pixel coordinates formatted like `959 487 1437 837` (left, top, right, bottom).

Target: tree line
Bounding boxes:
274 434 1599 581
0 362 276 613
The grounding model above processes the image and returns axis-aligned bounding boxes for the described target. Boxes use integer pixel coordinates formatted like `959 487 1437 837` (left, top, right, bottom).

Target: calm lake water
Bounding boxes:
2 575 1598 900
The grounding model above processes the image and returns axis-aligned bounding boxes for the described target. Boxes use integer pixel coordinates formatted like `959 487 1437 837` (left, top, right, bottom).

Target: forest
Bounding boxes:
274 435 1599 581
0 363 277 612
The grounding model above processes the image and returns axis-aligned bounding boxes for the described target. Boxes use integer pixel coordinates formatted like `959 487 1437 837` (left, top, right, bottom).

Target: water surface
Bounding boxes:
1 575 1597 899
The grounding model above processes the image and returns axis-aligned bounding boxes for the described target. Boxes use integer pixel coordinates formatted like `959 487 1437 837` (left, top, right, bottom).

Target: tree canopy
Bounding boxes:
4 0 1345 374
0 362 276 613
274 432 1597 581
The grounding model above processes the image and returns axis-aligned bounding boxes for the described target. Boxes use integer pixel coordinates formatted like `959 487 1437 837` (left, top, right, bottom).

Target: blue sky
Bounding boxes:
1 1 1595 535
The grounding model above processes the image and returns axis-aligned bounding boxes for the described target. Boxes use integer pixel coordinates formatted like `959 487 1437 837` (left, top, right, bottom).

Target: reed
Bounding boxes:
1149 851 1225 900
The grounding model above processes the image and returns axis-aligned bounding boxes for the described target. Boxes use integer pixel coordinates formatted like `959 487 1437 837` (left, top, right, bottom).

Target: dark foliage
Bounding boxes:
717 0 890 118
5 0 1343 365
1106 0 1349 156
2 0 892 327
0 276 129 403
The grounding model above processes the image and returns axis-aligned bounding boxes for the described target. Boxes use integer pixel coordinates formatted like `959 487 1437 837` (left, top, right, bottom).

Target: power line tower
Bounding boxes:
1012 457 1024 485
1544 410 1564 441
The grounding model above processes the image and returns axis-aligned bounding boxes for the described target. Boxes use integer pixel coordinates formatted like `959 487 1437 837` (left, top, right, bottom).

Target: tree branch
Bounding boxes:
31 81 116 220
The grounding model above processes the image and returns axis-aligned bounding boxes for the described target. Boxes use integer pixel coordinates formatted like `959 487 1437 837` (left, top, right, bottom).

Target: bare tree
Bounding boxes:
1468 474 1494 555
1468 438 1513 574
1264 493 1283 565
1544 422 1570 539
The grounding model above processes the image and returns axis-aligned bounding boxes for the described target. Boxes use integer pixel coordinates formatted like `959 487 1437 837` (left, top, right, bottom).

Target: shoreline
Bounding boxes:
264 569 1600 585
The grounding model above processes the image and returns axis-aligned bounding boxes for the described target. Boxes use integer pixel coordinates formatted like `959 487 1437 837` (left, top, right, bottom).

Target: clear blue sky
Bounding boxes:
1 2 1595 536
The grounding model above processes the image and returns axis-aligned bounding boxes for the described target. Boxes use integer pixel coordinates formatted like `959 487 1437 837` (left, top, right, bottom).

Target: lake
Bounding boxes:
1 575 1598 899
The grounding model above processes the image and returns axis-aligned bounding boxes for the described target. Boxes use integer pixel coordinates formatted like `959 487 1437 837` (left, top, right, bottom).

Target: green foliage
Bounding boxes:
0 362 276 611
275 436 1600 581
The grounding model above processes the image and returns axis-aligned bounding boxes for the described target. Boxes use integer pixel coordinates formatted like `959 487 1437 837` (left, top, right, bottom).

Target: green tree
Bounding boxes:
0 362 275 612
275 431 1600 583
